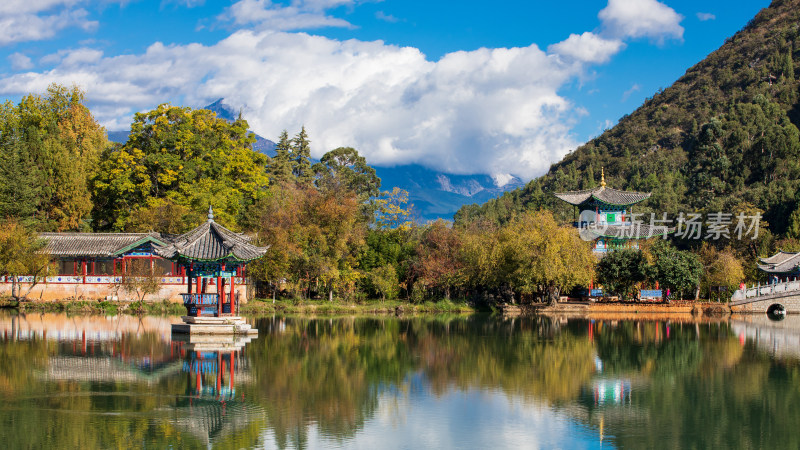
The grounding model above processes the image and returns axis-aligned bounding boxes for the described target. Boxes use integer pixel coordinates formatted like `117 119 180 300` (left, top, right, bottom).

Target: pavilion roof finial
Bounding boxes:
208 205 214 222
600 167 606 188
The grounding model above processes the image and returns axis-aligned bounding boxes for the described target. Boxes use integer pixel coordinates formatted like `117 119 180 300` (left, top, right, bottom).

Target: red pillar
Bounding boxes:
230 275 236 315
217 274 223 316
187 263 193 295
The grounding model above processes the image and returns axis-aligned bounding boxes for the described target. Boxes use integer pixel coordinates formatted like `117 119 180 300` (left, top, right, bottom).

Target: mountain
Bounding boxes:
108 99 522 222
456 0 800 238
375 165 523 222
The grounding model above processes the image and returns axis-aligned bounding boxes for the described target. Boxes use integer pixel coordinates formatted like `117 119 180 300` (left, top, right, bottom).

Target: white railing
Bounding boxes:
731 280 800 302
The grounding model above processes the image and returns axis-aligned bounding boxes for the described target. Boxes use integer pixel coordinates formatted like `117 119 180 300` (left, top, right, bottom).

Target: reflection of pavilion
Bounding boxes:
163 334 262 447
730 314 800 360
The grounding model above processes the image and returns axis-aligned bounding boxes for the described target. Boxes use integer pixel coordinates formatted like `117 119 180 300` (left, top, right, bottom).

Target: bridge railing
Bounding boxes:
731 280 800 302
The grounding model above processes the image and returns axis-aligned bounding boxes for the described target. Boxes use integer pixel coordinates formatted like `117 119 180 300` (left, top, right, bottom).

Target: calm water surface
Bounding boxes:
1 312 799 449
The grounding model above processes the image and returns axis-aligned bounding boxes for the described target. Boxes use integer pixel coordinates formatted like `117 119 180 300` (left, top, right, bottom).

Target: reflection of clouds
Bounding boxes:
258 384 603 449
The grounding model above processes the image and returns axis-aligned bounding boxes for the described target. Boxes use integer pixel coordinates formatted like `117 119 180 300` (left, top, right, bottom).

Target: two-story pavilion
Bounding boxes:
554 169 670 254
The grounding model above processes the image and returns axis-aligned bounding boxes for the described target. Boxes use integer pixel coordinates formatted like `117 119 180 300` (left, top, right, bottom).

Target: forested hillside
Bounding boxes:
457 0 800 241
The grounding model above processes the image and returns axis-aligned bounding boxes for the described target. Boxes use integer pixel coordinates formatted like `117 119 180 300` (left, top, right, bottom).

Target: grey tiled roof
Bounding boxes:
40 233 165 257
581 223 674 240
154 220 268 262
554 186 651 206
758 251 800 273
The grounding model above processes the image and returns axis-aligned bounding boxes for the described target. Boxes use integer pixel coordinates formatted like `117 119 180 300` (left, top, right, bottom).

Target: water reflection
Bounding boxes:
0 312 799 448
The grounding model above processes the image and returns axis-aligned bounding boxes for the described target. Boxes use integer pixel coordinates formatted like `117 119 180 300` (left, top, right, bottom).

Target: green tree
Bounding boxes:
0 220 52 300
497 211 595 305
312 147 381 201
650 241 703 301
91 104 269 230
291 126 314 186
269 130 293 184
368 264 399 301
596 248 649 301
0 84 106 231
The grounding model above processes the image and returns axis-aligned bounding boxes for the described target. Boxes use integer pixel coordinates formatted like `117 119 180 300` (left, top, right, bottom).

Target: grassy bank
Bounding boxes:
239 298 477 315
0 298 186 315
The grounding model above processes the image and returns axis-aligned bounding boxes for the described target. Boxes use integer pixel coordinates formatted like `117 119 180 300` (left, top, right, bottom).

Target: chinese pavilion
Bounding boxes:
553 169 670 254
160 207 267 335
757 251 800 281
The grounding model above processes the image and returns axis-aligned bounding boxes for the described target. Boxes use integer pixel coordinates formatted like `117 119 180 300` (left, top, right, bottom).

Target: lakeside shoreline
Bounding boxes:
0 297 742 317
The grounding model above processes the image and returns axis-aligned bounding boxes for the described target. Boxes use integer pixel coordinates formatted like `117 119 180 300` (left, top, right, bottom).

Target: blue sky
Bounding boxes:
0 0 769 182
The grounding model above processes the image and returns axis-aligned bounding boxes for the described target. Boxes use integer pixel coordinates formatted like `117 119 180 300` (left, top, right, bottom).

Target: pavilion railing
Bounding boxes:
181 293 219 306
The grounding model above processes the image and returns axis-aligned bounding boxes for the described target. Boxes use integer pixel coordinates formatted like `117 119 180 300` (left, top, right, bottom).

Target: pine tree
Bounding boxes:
0 137 43 227
291 126 314 186
269 130 293 184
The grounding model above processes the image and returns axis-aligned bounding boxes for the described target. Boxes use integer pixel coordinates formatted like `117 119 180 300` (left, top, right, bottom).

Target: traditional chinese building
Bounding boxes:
757 251 800 281
553 169 670 254
0 208 261 303
156 206 267 320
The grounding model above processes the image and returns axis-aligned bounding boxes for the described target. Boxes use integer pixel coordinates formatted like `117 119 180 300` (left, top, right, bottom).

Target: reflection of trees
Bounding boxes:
0 330 204 449
245 317 414 448
590 321 800 449
242 315 597 448
594 321 703 377
7 315 800 448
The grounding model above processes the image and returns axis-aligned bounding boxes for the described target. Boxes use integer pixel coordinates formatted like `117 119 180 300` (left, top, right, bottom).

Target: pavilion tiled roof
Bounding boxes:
758 251 800 274
553 186 652 207
154 208 268 263
580 223 674 240
39 233 166 257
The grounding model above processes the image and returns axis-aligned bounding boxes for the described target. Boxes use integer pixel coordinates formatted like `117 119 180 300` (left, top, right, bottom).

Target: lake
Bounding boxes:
1 312 798 449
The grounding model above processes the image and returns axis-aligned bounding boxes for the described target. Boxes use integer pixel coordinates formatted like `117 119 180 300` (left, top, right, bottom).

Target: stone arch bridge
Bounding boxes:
730 281 800 313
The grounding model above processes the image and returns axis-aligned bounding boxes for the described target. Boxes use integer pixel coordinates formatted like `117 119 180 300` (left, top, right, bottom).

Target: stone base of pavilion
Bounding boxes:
171 331 255 352
171 316 258 336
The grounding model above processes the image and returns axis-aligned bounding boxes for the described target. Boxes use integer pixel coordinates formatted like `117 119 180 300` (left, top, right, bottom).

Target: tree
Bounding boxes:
698 244 745 301
117 258 161 303
312 147 381 201
247 182 365 301
0 84 106 231
596 249 649 301
650 241 703 301
269 130 294 184
0 220 52 300
497 211 595 305
368 264 399 301
373 187 414 230
0 137 43 227
91 104 269 231
412 220 465 300
291 126 314 186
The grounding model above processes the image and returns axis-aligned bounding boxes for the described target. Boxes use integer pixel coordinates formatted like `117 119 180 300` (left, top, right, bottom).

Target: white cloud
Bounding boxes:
218 0 357 31
696 12 716 21
0 6 97 46
0 30 588 180
548 32 624 64
8 52 34 70
599 0 684 43
0 0 684 180
375 11 399 23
